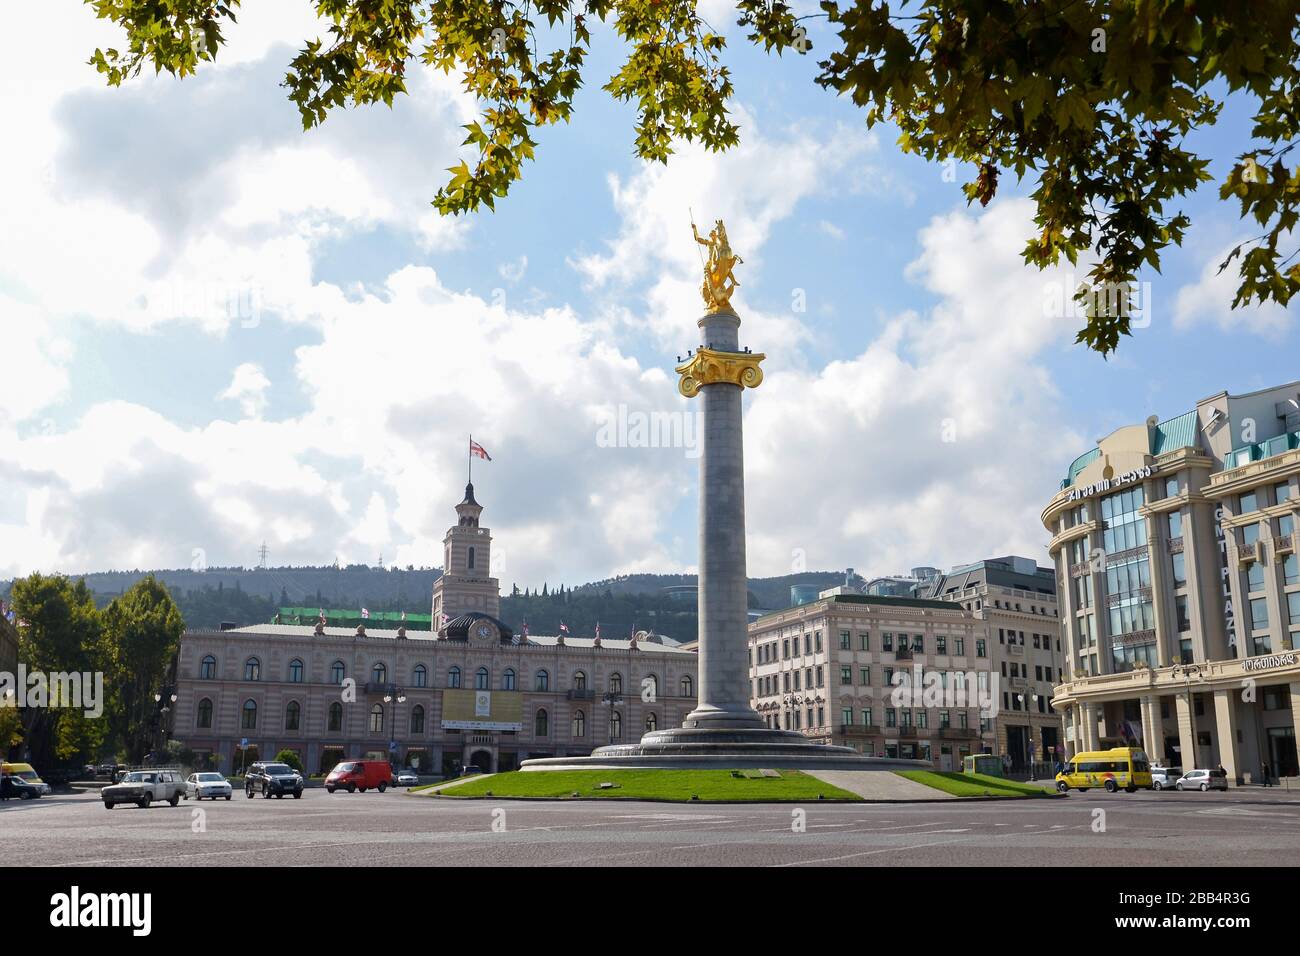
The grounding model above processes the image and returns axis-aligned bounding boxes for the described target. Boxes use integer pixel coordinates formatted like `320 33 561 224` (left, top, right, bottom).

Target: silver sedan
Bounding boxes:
186 772 233 801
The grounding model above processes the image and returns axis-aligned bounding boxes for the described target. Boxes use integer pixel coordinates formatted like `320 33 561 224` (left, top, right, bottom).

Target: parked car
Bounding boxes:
325 760 393 793
1 762 52 796
1150 766 1183 791
1176 768 1229 792
244 762 304 799
102 769 186 809
1 773 46 800
185 772 233 801
395 768 419 787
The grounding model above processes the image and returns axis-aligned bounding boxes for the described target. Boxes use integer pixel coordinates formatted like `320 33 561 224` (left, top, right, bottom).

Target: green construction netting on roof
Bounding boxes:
275 607 433 626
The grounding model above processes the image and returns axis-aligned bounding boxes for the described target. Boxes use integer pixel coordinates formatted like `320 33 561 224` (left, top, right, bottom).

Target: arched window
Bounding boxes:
610 710 622 740
330 660 345 684
371 662 387 684
535 709 549 736
642 674 658 701
369 704 384 734
681 675 694 697
244 657 261 681
285 700 301 731
197 698 213 729
288 659 304 683
413 664 428 688
410 705 426 735
502 668 516 691
199 655 217 680
535 669 549 691
572 710 585 738
609 672 623 694
574 671 587 691
475 667 490 690
241 699 258 729
468 546 475 569
327 702 343 732
645 712 658 732
448 666 462 689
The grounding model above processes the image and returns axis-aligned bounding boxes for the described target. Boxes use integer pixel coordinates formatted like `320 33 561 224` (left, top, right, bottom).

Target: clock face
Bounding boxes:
476 623 493 640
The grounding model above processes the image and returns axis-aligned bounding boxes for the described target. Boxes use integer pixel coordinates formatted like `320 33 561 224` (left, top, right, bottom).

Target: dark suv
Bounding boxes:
244 762 304 799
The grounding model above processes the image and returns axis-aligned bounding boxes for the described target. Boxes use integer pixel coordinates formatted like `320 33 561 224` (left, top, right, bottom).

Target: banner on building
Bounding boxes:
441 689 523 731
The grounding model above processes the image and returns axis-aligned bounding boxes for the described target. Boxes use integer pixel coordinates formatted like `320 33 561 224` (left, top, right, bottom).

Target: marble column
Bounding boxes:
683 309 764 729
1212 689 1239 785
1174 693 1198 769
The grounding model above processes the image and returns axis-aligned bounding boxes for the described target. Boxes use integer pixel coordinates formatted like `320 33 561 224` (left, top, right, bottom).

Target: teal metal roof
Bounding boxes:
1151 410 1198 455
1063 448 1100 487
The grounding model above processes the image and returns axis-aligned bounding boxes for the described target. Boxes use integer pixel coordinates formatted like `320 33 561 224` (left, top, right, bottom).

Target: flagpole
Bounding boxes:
468 433 472 484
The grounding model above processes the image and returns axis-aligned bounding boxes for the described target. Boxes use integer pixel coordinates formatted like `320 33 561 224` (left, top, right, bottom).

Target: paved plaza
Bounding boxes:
6 787 1300 867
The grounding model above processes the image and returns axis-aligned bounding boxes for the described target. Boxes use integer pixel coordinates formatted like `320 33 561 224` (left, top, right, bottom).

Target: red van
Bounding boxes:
325 760 394 793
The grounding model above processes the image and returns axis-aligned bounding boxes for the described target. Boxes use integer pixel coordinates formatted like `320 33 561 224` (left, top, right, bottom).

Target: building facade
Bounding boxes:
173 484 698 776
920 556 1065 770
1045 381 1300 783
747 593 993 770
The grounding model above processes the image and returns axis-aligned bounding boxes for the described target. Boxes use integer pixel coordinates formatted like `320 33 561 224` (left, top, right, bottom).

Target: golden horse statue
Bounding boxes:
692 219 742 313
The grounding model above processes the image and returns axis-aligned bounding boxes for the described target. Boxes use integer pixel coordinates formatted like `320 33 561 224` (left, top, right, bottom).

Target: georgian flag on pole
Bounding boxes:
361 608 370 620
594 622 601 640
559 622 570 634
469 439 492 461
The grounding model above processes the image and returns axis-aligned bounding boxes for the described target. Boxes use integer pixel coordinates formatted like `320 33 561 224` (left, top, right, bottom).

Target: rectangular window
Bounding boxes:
1172 551 1187 587
859 666 870 685
841 707 854 727
912 634 924 652
1285 554 1299 587
840 630 851 650
954 637 965 656
1251 597 1270 631
882 633 894 652
1165 476 1180 497
1176 594 1191 632
862 708 873 728
840 666 852 685
1167 510 1183 539
883 667 894 685
1276 481 1293 504
885 708 897 728
860 632 870 650
936 635 947 654
1240 490 1258 514
1288 591 1300 627
976 639 987 658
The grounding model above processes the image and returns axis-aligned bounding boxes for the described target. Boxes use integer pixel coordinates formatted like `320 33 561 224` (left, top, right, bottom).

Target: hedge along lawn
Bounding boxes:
425 769 861 802
896 770 1058 798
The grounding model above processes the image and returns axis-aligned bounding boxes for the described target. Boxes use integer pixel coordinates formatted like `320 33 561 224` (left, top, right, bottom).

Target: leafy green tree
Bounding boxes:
275 748 305 772
0 706 23 758
101 576 185 764
9 574 103 768
84 1 1300 354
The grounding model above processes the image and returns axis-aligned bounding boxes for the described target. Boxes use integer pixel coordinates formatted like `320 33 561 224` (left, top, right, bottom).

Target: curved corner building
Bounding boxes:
1044 381 1300 784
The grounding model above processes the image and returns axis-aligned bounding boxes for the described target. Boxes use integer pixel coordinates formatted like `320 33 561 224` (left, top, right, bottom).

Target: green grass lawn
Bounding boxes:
422 769 861 802
896 770 1057 798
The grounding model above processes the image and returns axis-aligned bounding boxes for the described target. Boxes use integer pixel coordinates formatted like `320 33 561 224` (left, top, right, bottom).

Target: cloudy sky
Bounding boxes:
1 2 1296 590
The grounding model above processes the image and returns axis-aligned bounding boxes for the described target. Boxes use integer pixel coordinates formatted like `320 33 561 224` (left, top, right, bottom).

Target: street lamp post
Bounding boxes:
600 691 623 744
153 691 177 761
383 688 408 768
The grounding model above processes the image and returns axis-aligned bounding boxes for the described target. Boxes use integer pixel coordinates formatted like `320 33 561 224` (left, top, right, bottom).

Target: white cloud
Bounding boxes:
1174 241 1293 337
743 199 1085 578
219 363 272 419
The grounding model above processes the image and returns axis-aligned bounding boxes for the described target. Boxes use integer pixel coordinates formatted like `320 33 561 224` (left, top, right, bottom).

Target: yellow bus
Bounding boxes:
1055 747 1152 793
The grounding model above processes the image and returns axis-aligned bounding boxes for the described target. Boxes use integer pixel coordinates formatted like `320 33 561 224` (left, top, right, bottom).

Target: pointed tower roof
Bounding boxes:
455 482 483 527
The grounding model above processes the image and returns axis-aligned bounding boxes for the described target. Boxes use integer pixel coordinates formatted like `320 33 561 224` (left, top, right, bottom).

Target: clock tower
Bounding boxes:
431 482 501 629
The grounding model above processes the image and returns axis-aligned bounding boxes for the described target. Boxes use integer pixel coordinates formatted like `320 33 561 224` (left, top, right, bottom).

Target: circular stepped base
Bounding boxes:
519 727 932 772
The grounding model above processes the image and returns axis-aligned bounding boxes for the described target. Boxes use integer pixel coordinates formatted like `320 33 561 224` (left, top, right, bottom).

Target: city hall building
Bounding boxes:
1046 380 1300 783
172 484 699 776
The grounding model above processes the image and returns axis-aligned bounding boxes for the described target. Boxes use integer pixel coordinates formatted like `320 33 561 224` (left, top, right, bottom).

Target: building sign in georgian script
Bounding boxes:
1067 464 1158 502
1242 652 1297 672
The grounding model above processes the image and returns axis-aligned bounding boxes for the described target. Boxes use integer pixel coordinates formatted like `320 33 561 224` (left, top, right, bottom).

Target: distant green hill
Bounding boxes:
2 566 860 639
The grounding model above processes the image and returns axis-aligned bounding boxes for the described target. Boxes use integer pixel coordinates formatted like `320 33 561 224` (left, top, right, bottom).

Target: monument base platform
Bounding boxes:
518 726 932 772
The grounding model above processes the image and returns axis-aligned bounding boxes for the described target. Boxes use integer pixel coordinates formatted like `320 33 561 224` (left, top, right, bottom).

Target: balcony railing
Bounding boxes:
566 688 594 700
1275 533 1297 555
893 646 914 661
1237 540 1265 566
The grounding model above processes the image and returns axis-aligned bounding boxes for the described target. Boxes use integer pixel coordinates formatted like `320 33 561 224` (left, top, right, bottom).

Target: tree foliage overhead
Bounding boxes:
85 0 1300 354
